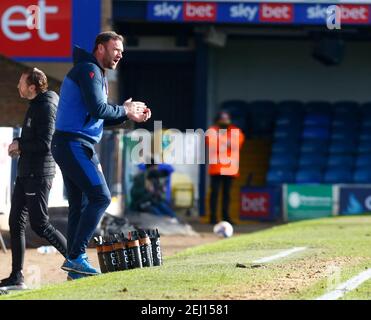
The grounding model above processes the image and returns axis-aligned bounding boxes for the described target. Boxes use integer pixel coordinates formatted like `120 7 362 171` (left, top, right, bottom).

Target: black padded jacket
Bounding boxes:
15 91 58 178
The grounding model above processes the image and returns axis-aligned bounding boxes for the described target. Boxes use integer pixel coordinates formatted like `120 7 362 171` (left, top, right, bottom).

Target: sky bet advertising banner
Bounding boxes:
147 1 371 25
339 186 371 215
0 0 101 61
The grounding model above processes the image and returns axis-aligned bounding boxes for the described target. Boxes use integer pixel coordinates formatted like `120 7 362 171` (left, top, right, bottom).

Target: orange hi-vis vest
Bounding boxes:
206 124 245 177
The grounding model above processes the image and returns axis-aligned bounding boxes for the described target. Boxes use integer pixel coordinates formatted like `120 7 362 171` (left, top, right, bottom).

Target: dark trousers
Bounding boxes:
9 177 67 273
209 175 233 223
51 137 111 259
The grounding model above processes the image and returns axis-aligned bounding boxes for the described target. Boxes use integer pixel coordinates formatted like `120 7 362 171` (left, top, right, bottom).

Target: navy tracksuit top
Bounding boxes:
56 46 127 144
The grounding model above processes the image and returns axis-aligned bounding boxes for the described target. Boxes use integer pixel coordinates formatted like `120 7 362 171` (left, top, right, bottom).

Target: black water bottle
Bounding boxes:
94 236 117 273
94 236 108 274
138 230 153 267
149 229 163 266
103 236 118 273
127 232 143 269
112 234 130 271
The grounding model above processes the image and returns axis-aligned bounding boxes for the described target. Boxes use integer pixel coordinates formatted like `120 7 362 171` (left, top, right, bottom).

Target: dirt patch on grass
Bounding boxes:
210 255 368 300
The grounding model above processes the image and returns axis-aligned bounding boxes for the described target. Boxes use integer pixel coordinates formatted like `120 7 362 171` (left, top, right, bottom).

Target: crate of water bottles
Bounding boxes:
94 229 162 273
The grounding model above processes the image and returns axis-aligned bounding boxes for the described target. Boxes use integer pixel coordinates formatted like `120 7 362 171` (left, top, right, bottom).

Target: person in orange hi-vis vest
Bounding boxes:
206 111 245 224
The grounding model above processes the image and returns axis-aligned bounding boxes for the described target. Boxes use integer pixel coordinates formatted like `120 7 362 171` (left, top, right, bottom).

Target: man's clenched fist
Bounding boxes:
124 98 152 123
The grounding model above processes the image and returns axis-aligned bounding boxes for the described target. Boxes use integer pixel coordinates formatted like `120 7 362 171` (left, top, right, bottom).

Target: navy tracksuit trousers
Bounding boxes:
51 134 111 259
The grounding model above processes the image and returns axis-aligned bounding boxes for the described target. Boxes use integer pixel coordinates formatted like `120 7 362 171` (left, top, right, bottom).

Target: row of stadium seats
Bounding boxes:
222 100 371 115
263 100 371 184
270 154 371 170
272 140 371 155
267 168 371 184
220 100 371 137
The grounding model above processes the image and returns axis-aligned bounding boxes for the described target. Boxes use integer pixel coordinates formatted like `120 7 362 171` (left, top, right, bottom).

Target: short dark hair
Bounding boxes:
23 68 48 94
93 31 124 52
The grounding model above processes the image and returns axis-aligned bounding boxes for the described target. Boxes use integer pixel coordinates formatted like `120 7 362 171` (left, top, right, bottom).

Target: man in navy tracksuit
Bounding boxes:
52 31 151 279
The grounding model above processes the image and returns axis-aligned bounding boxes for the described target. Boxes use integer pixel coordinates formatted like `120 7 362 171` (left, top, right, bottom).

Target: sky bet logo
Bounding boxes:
303 4 370 27
149 2 183 21
184 2 217 22
148 1 217 22
338 5 369 24
240 192 270 218
230 4 258 20
260 3 294 23
218 3 259 23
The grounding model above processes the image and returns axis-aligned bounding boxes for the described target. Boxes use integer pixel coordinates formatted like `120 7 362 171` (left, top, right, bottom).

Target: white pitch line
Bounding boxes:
317 268 371 300
253 247 307 264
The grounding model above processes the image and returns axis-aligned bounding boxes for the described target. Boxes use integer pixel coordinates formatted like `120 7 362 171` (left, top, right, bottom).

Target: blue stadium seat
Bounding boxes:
295 169 323 184
360 102 371 116
332 101 360 114
302 127 330 140
250 114 275 136
332 117 359 129
248 101 276 114
275 122 302 133
359 133 371 142
357 142 371 154
221 100 248 112
362 118 371 128
363 124 371 134
329 141 357 154
323 169 353 183
232 119 247 133
327 155 354 168
272 141 300 154
353 169 371 183
298 154 327 169
277 100 304 114
304 101 332 114
274 127 301 140
331 131 358 141
304 114 331 127
245 102 276 136
275 114 303 127
300 140 328 154
266 169 295 185
270 154 297 169
355 155 371 168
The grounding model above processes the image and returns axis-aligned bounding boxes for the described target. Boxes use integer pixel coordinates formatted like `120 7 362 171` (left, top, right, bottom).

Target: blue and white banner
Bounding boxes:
339 186 371 215
146 1 371 25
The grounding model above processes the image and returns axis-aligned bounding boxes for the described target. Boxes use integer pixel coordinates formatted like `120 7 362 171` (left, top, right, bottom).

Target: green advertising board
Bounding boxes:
284 185 335 221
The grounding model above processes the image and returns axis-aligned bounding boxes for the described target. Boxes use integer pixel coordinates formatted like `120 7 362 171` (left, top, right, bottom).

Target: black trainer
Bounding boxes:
0 272 27 291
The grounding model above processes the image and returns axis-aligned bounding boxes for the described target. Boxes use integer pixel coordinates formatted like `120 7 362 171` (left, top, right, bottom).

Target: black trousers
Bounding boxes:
9 177 67 273
209 175 233 223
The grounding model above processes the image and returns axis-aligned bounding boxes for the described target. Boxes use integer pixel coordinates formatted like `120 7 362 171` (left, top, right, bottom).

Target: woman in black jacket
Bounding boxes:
0 68 67 291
